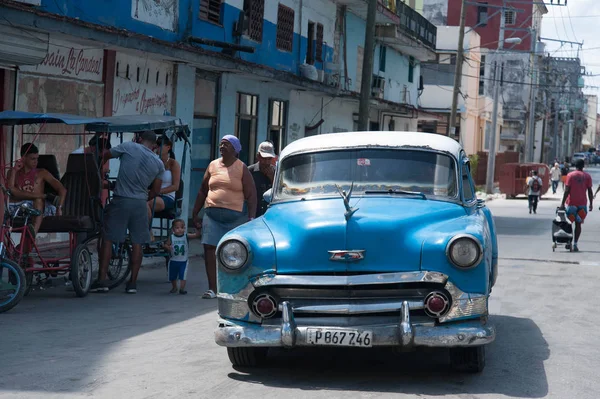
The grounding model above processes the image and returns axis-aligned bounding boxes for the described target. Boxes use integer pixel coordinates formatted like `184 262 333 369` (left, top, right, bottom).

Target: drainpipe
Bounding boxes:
297 0 303 73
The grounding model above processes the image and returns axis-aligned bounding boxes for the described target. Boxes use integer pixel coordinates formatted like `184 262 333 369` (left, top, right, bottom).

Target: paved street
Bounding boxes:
2 169 600 399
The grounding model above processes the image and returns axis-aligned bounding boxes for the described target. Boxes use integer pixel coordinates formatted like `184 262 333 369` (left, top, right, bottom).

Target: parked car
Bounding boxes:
214 132 498 373
572 152 587 164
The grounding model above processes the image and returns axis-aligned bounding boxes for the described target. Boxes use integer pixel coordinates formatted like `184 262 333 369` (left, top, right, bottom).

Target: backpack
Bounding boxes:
530 177 541 192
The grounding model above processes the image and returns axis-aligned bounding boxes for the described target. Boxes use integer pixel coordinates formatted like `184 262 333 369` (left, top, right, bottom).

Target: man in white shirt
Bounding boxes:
550 163 561 194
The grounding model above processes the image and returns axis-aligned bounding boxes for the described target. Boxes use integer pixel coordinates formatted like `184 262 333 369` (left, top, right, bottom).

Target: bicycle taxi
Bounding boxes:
0 112 189 313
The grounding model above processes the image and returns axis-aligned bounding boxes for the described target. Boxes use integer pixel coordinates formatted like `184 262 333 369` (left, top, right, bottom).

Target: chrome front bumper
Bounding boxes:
215 301 495 349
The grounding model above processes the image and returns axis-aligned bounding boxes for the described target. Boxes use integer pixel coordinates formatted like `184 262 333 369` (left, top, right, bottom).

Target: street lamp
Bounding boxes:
504 38 523 45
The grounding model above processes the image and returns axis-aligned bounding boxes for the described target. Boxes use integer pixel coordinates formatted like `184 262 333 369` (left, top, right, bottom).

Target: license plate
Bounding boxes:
306 328 373 347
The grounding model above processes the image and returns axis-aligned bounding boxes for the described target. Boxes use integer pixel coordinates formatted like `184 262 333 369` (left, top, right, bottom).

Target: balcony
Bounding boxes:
375 0 437 62
336 0 400 25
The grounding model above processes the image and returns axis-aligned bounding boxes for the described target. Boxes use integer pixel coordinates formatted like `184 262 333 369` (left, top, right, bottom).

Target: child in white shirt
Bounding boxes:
164 219 199 294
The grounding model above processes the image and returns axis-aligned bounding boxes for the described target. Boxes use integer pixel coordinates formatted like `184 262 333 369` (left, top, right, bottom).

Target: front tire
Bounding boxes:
71 244 93 297
450 346 486 373
0 259 26 313
227 347 269 367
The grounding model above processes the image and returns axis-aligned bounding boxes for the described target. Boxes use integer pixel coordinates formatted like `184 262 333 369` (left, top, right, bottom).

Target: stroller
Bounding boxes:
552 208 574 252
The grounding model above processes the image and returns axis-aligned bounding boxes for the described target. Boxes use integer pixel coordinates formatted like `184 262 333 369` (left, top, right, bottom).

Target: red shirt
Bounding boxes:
566 170 592 207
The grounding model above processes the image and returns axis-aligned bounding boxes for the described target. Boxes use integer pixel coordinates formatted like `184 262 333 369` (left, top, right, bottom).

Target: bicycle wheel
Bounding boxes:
71 244 93 297
106 242 131 290
0 259 26 313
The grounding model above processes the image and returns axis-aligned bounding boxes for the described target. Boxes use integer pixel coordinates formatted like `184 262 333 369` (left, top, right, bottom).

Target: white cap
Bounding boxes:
258 141 276 158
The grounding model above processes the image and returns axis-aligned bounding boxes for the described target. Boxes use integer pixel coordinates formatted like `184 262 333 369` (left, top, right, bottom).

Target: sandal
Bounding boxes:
202 289 216 299
170 288 178 294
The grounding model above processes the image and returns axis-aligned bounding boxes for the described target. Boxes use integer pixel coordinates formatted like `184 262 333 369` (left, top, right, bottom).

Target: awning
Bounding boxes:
0 23 49 67
86 115 190 137
0 111 106 127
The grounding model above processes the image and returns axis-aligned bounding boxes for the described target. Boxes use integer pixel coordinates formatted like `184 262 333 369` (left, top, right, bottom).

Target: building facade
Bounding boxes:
0 0 439 220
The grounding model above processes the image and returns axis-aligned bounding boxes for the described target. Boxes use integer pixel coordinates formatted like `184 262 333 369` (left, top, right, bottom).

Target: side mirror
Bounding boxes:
263 188 273 204
476 199 485 209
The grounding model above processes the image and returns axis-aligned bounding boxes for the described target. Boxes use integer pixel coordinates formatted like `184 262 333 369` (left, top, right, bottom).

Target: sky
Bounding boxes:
541 0 600 107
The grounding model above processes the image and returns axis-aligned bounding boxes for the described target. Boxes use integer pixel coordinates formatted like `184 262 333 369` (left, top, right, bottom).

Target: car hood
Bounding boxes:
262 197 468 274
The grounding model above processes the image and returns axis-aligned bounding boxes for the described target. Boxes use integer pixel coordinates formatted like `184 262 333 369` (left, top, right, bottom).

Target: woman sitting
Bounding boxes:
147 136 181 230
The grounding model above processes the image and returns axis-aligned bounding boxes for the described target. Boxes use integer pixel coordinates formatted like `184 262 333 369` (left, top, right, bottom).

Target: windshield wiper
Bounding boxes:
364 189 427 199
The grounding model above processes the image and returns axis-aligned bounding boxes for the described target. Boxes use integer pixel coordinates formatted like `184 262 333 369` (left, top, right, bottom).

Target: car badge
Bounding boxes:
328 250 366 262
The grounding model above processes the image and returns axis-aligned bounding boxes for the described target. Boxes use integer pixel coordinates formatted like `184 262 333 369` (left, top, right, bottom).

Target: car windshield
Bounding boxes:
275 149 458 200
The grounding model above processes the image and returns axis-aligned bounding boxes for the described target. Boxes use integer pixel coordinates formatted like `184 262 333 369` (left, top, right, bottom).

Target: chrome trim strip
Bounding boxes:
251 271 449 288
281 301 296 348
445 234 484 270
292 299 424 315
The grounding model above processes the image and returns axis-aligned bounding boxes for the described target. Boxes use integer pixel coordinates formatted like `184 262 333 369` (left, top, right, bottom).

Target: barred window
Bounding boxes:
246 0 265 42
316 23 324 61
276 4 295 52
199 0 222 24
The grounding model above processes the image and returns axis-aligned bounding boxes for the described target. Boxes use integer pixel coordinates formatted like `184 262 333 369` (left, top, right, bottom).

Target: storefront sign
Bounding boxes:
132 0 178 31
112 52 173 116
20 40 104 82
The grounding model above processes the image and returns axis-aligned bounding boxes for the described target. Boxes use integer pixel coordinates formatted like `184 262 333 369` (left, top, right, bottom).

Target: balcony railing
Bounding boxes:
394 0 437 49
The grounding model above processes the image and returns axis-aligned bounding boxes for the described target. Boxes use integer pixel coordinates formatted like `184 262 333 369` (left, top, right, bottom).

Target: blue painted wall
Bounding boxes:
35 0 334 77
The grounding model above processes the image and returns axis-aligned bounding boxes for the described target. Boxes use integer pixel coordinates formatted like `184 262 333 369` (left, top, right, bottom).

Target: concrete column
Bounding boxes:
173 64 196 223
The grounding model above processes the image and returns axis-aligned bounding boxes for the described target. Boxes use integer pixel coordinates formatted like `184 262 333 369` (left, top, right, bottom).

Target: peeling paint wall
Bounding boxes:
132 0 178 31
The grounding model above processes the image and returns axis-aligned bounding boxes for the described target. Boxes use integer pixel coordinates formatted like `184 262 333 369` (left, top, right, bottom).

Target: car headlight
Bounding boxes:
446 235 483 269
218 240 249 270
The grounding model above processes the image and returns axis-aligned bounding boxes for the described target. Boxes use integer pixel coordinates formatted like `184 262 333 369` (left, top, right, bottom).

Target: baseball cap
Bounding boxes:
258 141 276 158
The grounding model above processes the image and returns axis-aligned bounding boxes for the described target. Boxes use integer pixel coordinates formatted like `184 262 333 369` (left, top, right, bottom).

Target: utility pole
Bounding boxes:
554 106 559 161
358 0 377 131
485 2 506 194
449 0 467 143
526 28 537 163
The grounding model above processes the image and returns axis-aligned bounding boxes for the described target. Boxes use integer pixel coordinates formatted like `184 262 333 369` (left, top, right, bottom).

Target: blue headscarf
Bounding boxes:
222 135 242 154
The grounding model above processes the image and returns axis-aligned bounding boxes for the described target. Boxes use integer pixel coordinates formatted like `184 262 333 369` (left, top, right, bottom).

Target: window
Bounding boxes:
307 21 315 65
504 10 516 25
462 163 475 202
276 4 295 52
269 99 287 154
479 55 486 95
408 56 415 83
245 0 265 42
379 46 387 72
316 23 324 61
235 93 259 165
199 0 222 24
477 4 488 26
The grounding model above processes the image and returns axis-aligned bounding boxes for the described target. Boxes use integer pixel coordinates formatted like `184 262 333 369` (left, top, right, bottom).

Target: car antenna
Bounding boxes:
335 183 359 221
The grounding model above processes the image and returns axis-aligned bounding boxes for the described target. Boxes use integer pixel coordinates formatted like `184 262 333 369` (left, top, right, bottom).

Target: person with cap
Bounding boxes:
92 130 165 294
191 135 257 299
248 141 277 218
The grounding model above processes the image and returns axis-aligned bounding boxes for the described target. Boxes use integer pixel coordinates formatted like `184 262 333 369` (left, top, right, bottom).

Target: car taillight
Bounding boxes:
252 294 278 319
424 291 450 318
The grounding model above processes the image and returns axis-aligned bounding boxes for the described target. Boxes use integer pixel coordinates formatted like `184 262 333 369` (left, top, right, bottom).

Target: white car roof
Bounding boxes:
279 131 464 161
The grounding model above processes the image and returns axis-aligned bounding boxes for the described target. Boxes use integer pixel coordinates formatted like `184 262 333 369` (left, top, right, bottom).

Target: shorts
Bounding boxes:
201 205 248 247
566 205 587 224
8 200 56 217
103 196 150 244
168 260 188 281
160 195 175 210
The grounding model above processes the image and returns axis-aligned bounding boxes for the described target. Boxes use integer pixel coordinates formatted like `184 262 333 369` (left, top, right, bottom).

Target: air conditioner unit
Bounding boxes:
324 73 340 88
372 87 384 98
372 76 385 98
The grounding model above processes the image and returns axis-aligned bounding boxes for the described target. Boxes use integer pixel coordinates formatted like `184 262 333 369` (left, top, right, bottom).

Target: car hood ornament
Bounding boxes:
335 183 358 221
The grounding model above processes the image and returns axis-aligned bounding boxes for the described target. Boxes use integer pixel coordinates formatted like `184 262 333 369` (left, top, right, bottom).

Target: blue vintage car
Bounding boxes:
214 132 498 372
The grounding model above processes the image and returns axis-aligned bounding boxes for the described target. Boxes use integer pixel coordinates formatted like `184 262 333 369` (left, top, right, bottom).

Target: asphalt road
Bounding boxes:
2 168 600 398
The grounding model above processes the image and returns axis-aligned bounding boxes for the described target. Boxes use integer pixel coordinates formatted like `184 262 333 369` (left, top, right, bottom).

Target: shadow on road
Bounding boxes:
493 216 550 236
227 315 549 398
0 266 215 393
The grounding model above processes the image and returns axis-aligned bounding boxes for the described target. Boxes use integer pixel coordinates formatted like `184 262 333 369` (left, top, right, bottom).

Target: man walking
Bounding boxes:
93 131 165 293
561 159 593 252
550 162 561 194
527 170 542 214
248 141 276 217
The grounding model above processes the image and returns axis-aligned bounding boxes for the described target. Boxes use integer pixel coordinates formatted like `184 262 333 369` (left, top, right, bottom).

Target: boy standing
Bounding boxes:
561 159 593 252
165 219 199 294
